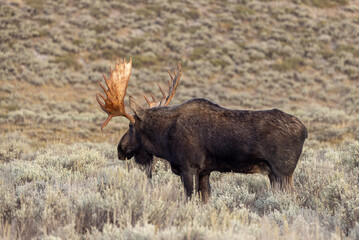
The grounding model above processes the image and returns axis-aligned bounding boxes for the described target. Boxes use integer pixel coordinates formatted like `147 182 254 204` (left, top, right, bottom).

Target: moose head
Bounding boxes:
96 58 181 177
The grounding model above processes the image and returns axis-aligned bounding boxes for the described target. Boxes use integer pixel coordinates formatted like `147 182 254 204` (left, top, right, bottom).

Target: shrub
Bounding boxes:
301 0 348 8
53 53 82 70
132 53 159 68
24 0 46 12
272 57 305 72
0 132 31 163
189 47 208 61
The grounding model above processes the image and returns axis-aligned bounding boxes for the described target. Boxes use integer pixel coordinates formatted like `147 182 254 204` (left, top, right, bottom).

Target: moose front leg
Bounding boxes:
199 173 211 203
134 149 154 179
181 169 199 200
143 161 153 179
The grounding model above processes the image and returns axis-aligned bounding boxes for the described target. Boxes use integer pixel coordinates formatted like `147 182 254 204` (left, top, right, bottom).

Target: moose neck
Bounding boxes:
139 108 174 159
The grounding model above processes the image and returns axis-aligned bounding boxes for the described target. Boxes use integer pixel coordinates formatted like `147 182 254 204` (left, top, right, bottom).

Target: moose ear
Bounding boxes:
129 96 145 120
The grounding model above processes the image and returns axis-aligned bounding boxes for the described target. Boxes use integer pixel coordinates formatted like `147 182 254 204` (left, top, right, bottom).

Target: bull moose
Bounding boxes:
96 58 308 203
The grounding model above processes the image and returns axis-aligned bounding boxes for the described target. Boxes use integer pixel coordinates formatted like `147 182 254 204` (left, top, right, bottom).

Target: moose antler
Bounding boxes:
96 58 135 130
144 61 181 108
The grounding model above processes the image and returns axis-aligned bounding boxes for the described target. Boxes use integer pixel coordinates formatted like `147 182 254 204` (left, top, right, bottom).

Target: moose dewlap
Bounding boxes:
97 58 308 203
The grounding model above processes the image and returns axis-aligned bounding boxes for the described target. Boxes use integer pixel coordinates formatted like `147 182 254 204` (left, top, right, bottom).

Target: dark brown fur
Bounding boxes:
118 98 308 203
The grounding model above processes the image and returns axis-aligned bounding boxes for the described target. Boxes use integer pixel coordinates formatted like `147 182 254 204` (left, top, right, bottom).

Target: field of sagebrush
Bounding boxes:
1 0 358 239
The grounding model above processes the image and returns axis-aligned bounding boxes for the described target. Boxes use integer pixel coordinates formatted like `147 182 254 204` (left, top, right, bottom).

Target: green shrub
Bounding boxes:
272 57 305 72
125 38 145 49
53 53 82 70
336 44 359 57
233 5 255 18
24 0 46 12
132 54 159 68
302 0 348 8
180 8 200 20
210 58 229 68
91 24 109 34
189 47 208 61
101 48 127 61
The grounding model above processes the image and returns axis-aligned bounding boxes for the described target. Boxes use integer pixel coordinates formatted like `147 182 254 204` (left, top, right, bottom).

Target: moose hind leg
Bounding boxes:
282 174 294 192
268 173 294 193
199 174 211 203
181 169 199 200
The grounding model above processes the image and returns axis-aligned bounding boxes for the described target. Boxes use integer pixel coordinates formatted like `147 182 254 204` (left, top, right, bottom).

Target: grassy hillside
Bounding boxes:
1 0 358 239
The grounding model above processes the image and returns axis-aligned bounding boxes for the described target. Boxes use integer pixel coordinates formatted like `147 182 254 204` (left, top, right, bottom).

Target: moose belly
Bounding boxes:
214 157 271 175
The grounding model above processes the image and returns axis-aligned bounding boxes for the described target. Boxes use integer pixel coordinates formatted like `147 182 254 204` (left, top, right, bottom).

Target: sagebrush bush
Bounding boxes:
0 132 32 163
1 139 358 239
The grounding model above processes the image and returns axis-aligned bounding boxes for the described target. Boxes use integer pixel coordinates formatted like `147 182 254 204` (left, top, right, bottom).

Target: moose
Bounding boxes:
96 58 308 203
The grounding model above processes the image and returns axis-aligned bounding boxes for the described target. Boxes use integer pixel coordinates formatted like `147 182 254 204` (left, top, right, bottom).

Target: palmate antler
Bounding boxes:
96 58 135 130
144 62 181 108
97 59 181 130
